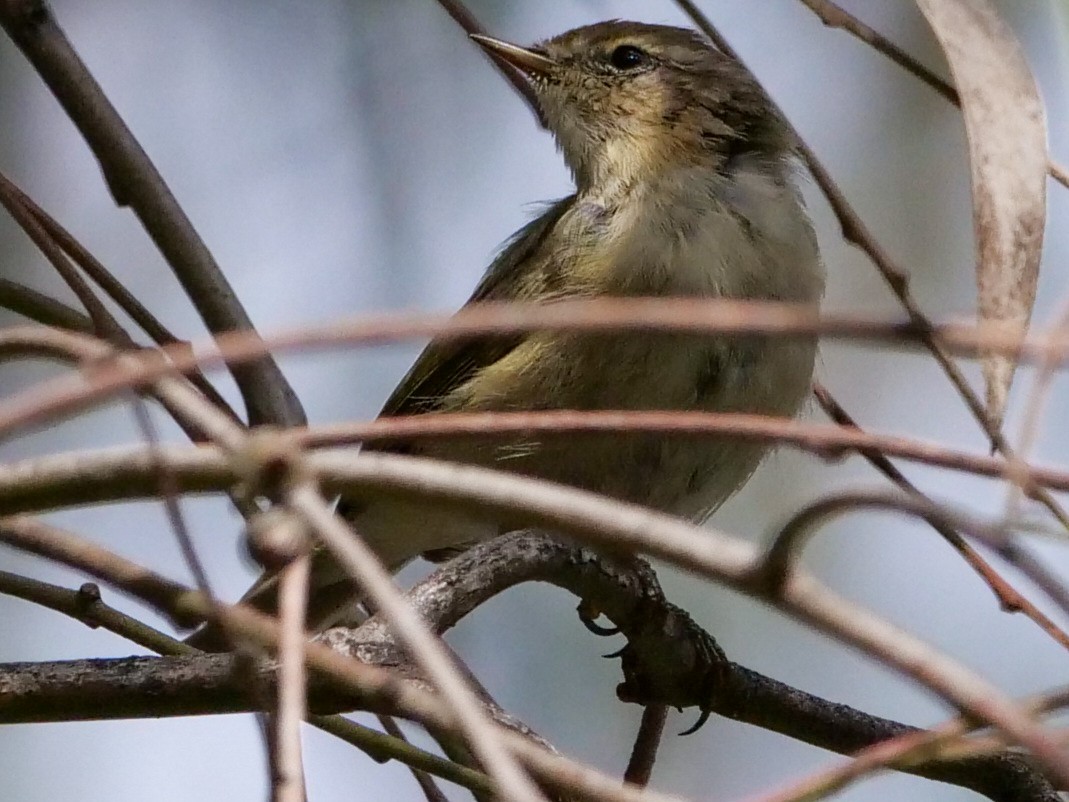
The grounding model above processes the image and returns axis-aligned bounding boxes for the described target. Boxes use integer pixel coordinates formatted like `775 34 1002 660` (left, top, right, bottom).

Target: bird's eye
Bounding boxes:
609 44 648 71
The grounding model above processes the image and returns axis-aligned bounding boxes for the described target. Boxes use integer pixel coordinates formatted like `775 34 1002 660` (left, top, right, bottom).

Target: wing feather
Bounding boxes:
377 195 576 421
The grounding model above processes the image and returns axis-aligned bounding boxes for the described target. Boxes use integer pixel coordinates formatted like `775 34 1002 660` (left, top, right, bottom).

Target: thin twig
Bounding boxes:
313 715 493 798
0 517 664 802
669 0 1069 535
793 0 1069 189
433 0 545 127
128 398 216 595
623 704 668 788
754 687 1069 802
1 519 1056 801
0 172 228 446
0 278 93 332
0 568 489 797
376 715 452 802
0 433 1064 523
813 383 1069 650
296 409 1066 492
0 1 305 427
0 569 195 655
4 444 1066 783
8 300 1069 457
0 172 240 423
0 172 126 342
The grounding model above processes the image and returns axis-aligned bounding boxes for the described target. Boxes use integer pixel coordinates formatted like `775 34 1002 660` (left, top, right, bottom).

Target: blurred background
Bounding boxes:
1 1 1068 800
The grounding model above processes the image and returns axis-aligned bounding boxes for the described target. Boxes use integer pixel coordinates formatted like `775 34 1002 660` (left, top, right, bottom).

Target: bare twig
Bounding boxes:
0 171 126 341
2 527 1055 801
758 490 1069 623
0 569 195 655
757 687 1069 802
623 704 668 788
313 714 492 798
0 0 305 428
4 444 1066 783
433 0 545 127
793 0 1069 190
813 383 1069 650
0 278 92 332
375 715 451 802
7 301 1069 459
129 398 216 595
0 568 489 797
296 409 1064 491
0 173 240 423
6 424 1069 519
0 517 675 802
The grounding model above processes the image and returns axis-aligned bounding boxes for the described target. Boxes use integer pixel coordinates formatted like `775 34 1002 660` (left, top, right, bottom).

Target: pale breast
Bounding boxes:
438 159 824 519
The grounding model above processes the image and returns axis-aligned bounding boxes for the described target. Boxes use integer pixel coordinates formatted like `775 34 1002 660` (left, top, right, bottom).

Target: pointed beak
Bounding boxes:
470 34 556 77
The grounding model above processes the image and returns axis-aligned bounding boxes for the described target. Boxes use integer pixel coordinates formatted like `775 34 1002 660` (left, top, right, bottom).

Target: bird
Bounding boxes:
190 20 824 647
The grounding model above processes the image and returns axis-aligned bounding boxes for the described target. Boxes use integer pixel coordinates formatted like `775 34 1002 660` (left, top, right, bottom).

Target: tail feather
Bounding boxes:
184 499 492 651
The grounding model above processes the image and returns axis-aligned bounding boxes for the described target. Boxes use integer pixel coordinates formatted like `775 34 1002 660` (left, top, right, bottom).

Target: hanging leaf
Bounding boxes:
914 0 1048 427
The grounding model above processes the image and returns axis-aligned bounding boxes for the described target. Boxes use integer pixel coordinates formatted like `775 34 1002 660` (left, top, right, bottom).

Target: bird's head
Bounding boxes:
472 21 793 192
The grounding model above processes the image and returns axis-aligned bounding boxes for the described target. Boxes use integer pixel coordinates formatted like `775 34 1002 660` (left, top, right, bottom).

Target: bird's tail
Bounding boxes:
184 498 490 652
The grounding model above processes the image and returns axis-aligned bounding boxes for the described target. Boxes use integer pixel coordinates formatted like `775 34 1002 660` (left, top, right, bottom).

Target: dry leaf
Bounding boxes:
915 0 1048 427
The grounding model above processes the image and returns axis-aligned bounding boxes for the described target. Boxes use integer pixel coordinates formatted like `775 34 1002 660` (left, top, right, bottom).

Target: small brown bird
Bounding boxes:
192 20 824 646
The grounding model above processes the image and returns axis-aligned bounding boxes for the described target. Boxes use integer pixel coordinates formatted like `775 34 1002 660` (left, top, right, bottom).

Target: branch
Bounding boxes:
0 517 678 802
0 278 92 332
0 569 498 799
3 442 1063 783
285 481 548 802
1 532 1056 801
0 172 241 423
0 0 305 428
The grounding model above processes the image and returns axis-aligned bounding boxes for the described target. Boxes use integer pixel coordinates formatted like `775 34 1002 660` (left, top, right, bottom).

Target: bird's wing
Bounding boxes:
377 194 576 420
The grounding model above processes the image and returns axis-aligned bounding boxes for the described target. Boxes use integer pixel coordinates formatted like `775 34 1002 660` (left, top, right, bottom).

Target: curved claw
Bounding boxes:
678 708 712 736
583 617 620 636
576 600 620 636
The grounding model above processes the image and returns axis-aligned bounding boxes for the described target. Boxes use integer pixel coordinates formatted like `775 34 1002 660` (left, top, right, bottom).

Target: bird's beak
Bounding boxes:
470 34 556 77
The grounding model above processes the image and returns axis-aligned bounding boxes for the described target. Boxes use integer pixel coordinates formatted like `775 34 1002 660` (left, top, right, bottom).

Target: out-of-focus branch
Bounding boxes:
0 0 305 428
286 482 548 802
7 301 1069 460
274 554 310 802
0 567 495 798
755 490 1069 623
8 419 1069 520
3 440 1063 783
813 383 1069 649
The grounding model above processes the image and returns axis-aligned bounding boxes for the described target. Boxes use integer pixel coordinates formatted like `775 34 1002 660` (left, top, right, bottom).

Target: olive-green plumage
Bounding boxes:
189 20 824 647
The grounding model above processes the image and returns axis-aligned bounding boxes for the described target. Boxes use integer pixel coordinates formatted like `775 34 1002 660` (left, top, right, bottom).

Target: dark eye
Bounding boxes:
609 44 648 71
